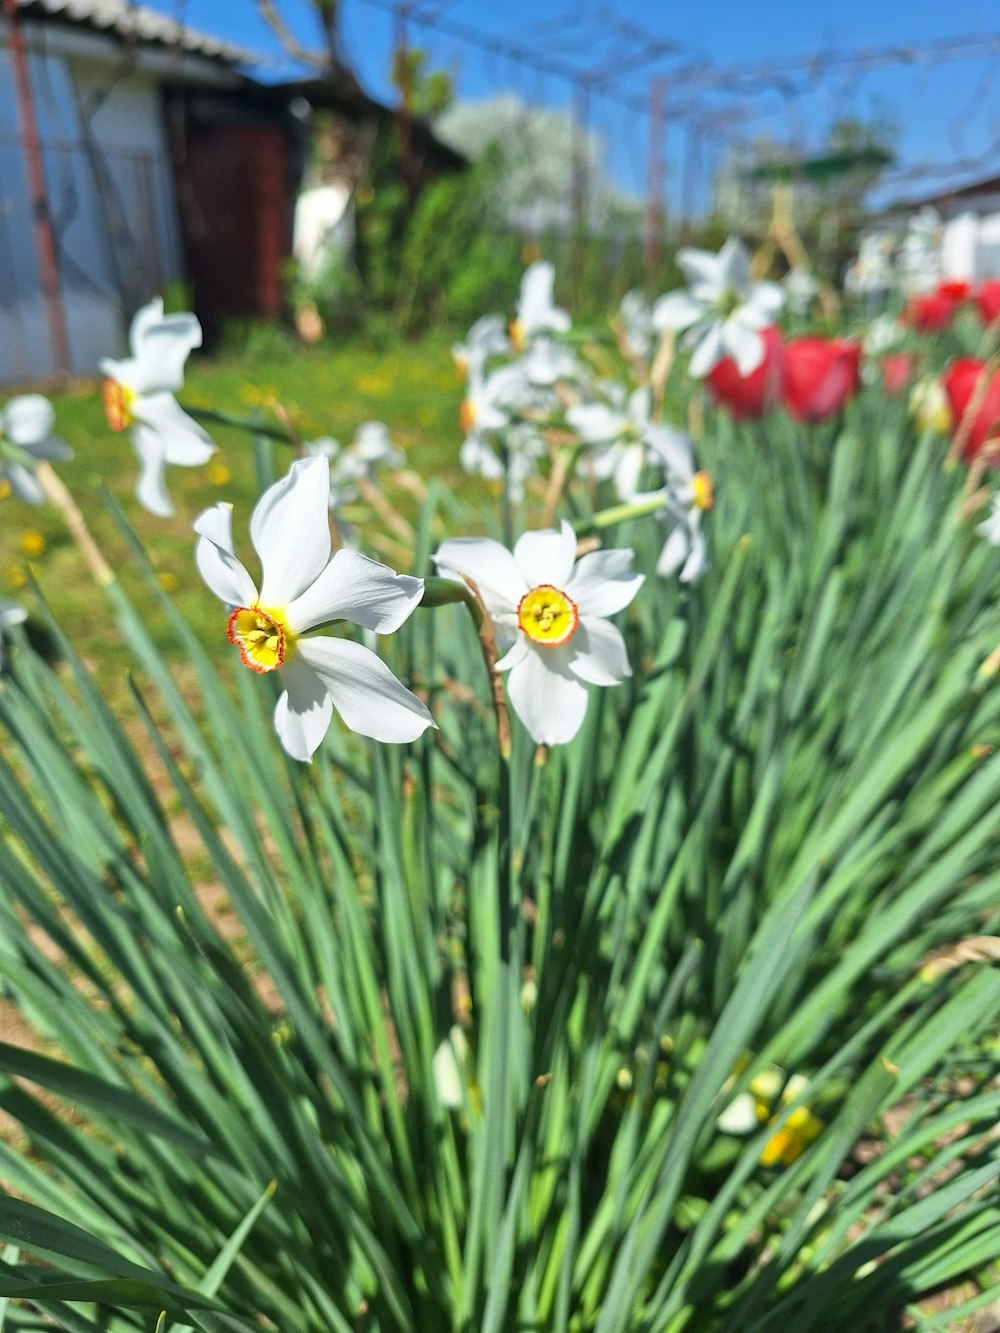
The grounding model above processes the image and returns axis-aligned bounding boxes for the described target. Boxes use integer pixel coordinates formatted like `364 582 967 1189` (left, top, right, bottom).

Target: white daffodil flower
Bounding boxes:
434 520 643 746
653 238 784 379
352 421 404 470
519 335 581 388
0 395 72 504
99 297 216 517
567 385 658 501
460 362 529 439
0 599 28 670
432 1025 476 1112
976 495 1000 545
461 422 547 502
511 261 571 352
306 422 404 508
194 455 433 762
862 312 903 358
642 427 713 583
618 290 656 359
452 314 511 379
782 267 820 317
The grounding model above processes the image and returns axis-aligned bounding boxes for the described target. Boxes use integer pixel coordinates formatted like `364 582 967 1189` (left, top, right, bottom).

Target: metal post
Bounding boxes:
644 75 667 281
570 79 591 291
3 0 70 375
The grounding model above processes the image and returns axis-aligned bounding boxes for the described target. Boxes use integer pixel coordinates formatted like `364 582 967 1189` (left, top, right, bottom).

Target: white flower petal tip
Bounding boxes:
196 461 430 760
99 298 212 513
658 236 784 381
435 524 641 747
0 395 73 497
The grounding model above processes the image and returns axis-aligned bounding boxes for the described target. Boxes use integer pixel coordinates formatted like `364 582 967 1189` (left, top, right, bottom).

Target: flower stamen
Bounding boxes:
227 605 290 672
459 398 477 434
102 379 135 432
692 470 714 511
517 584 579 647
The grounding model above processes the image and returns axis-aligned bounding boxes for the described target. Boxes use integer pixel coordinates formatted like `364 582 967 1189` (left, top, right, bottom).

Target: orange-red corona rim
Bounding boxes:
227 605 288 673
516 584 579 647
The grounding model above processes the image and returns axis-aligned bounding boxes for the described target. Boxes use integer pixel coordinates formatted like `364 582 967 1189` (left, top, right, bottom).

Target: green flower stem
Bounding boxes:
574 493 666 536
181 404 295 445
420 577 484 628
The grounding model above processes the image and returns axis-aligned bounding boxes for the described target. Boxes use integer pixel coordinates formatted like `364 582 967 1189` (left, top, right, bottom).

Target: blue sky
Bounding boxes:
155 0 1000 209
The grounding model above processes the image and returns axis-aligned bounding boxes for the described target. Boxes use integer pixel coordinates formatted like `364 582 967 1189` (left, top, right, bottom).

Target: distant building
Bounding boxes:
857 174 1000 295
0 0 464 385
903 175 1000 281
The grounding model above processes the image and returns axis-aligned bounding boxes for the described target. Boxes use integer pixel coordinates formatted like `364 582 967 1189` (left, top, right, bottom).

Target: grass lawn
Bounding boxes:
0 328 472 671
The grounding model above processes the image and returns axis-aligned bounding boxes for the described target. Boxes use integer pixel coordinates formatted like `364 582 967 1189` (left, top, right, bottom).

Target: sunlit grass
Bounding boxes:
0 331 466 669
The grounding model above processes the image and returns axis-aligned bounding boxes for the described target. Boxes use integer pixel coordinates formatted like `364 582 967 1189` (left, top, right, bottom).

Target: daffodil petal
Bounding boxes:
131 424 173 517
688 322 727 378
296 636 434 742
1 394 55 446
725 320 765 377
434 537 527 616
568 617 631 686
286 548 423 635
273 657 335 762
676 246 722 291
252 456 332 606
717 1092 759 1136
136 393 215 465
194 504 258 608
656 522 691 578
717 237 752 295
566 402 627 444
128 299 203 394
645 425 694 483
4 462 44 505
505 647 589 746
652 290 705 333
565 550 643 616
494 635 530 673
513 520 576 590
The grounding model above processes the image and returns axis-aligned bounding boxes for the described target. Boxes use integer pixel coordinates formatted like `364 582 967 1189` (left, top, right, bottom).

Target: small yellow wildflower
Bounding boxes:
0 480 11 500
20 531 46 558
6 565 27 589
156 571 178 592
207 463 231 487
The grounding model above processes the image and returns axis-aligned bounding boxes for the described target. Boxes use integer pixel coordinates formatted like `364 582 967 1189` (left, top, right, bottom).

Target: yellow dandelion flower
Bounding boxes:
20 531 46 558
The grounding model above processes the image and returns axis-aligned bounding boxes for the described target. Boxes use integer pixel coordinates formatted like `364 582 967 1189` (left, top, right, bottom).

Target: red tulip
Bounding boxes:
936 280 972 303
706 326 785 420
904 279 971 332
783 338 861 423
905 291 957 333
942 358 1000 462
976 280 1000 326
881 353 915 396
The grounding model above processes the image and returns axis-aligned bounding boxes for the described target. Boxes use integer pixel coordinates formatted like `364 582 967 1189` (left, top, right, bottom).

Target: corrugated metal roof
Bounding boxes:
13 0 256 65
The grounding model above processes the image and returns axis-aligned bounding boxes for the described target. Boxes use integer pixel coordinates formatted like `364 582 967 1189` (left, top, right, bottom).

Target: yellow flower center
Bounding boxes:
509 318 526 354
759 1106 823 1167
517 584 579 647
227 605 293 673
459 398 477 434
692 470 714 511
102 379 136 432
